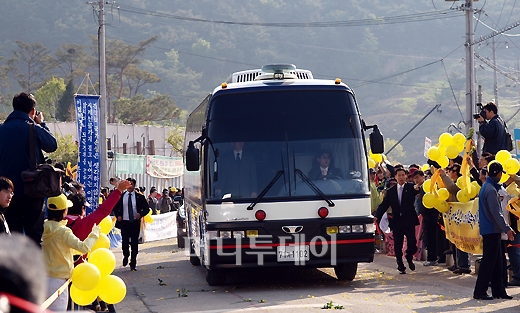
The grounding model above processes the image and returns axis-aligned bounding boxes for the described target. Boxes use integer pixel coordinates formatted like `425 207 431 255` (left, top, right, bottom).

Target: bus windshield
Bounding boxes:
206 88 369 201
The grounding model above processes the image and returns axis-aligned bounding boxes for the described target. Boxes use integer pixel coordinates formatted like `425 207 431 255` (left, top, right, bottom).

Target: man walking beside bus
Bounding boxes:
374 167 420 274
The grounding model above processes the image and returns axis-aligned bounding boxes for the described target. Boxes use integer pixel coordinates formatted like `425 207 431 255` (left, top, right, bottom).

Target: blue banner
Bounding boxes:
75 95 101 214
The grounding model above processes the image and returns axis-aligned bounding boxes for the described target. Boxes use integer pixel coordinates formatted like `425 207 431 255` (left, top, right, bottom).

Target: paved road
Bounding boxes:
110 238 519 313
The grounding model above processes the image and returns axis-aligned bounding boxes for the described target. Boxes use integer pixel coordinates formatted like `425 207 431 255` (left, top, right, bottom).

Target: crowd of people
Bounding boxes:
372 101 519 300
0 93 183 312
0 91 516 310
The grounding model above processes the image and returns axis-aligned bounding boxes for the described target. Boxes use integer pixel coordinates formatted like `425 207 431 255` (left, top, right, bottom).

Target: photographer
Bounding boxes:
476 102 507 155
158 188 172 213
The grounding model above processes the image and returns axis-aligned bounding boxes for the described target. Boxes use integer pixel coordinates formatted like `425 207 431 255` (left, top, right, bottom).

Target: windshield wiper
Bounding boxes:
247 170 284 210
294 169 335 207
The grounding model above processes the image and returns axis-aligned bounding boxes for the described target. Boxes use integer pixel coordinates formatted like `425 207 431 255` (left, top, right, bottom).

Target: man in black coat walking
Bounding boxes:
114 177 149 271
374 167 420 273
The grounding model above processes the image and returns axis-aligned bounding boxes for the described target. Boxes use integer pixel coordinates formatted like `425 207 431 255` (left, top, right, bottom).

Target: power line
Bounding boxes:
441 60 465 121
107 35 463 90
116 4 461 28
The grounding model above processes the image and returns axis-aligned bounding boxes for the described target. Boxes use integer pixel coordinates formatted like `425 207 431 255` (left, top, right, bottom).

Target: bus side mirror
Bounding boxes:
186 141 200 171
369 126 384 154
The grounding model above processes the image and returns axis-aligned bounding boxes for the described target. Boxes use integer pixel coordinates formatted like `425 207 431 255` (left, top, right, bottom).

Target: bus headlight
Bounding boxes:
220 230 232 239
232 231 245 238
207 231 218 239
351 225 364 233
338 225 351 233
365 223 376 233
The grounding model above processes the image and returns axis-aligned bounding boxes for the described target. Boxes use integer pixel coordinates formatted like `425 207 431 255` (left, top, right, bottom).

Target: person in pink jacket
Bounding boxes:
65 179 131 264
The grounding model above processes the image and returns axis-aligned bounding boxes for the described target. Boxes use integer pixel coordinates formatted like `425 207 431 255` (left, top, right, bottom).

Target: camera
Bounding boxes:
473 103 485 119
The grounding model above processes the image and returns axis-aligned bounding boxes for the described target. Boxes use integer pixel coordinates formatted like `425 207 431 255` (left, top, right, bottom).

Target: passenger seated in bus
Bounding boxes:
308 150 343 181
215 142 258 198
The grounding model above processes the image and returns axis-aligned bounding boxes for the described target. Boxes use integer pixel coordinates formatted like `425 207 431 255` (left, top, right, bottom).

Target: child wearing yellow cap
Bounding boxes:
42 194 100 312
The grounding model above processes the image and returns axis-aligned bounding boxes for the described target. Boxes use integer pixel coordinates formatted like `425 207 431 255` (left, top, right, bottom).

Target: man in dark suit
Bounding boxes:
215 142 258 199
374 167 420 274
114 177 149 271
308 151 343 181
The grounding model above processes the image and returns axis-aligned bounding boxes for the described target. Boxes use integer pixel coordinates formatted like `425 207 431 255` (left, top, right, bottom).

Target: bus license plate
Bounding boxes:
277 245 310 262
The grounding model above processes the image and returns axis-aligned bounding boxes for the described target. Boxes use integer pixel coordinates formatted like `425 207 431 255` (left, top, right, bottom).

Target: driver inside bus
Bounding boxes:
308 150 343 181
215 142 258 199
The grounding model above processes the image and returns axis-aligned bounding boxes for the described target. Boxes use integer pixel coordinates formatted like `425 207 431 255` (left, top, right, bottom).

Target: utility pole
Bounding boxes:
464 0 476 137
98 0 108 187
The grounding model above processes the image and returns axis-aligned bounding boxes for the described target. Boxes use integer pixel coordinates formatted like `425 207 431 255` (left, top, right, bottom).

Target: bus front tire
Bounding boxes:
334 263 358 281
206 269 226 286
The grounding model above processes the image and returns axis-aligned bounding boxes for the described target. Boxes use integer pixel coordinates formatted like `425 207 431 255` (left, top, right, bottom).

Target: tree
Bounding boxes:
124 64 161 97
115 93 181 124
166 125 186 157
52 43 90 81
8 40 51 93
93 36 158 122
56 79 75 121
33 77 65 120
47 133 78 166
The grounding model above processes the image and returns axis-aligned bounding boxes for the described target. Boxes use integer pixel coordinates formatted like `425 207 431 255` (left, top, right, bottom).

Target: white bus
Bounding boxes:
184 64 384 285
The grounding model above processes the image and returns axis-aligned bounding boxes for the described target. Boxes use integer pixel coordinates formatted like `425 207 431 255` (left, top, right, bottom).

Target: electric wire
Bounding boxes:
116 4 461 28
349 43 463 90
441 60 465 121
106 35 461 91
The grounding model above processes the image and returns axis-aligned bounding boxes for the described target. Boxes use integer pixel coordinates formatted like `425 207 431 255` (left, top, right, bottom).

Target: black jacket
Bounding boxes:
0 110 57 196
0 208 9 234
114 191 149 226
307 166 343 181
480 115 507 155
375 182 420 229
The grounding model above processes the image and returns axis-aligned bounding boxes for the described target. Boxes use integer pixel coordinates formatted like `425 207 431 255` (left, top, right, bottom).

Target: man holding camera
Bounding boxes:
476 102 508 155
0 93 57 246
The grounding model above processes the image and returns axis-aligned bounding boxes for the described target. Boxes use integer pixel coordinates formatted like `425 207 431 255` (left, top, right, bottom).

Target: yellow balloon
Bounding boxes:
422 179 432 193
372 153 383 163
421 164 429 172
456 176 465 189
72 262 100 291
504 158 520 175
435 200 450 213
439 133 454 146
468 184 478 198
471 180 481 194
453 133 466 147
437 156 449 168
445 145 459 159
144 215 154 224
368 158 376 169
499 173 510 184
92 233 110 251
89 248 116 277
146 208 153 216
99 216 113 235
422 193 438 208
496 150 512 164
98 275 127 304
427 147 441 161
70 284 99 306
456 189 470 203
437 188 449 201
